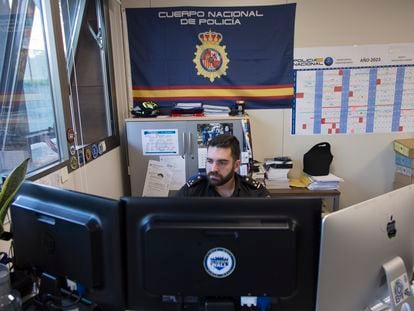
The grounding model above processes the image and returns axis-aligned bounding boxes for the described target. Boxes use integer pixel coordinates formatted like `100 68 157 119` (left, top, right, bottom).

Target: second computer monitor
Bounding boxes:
317 184 414 311
11 181 125 310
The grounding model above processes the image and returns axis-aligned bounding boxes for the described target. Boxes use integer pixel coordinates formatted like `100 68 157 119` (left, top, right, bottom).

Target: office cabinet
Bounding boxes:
126 116 247 196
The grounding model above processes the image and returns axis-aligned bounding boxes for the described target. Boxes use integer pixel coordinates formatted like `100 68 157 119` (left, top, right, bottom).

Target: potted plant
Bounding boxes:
0 158 30 240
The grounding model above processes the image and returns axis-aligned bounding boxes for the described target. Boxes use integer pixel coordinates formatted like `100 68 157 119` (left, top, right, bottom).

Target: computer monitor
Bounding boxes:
121 197 322 311
317 184 414 311
10 181 125 310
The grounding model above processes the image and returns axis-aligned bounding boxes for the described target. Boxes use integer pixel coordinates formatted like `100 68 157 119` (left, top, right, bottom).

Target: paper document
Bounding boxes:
142 160 172 197
309 173 344 182
141 129 179 155
289 175 312 188
307 183 339 190
239 164 248 176
198 148 207 169
175 102 202 108
304 173 343 190
160 156 186 190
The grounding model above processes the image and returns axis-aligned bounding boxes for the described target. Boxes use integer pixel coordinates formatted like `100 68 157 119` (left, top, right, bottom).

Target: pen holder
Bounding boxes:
236 100 245 116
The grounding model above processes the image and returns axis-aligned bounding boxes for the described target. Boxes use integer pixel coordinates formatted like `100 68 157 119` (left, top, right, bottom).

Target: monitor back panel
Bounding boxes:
317 184 414 311
123 197 322 311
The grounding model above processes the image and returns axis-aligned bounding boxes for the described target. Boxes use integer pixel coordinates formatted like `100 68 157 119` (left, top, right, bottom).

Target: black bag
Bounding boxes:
303 142 333 176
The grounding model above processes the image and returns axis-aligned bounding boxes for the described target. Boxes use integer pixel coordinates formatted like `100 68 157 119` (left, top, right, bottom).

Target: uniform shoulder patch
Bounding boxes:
241 176 264 189
186 174 207 187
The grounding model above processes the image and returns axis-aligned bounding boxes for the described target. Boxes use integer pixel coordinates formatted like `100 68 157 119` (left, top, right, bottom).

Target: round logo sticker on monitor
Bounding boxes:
203 247 236 278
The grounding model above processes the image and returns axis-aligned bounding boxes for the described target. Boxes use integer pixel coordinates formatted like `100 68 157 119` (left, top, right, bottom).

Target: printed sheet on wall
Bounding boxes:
293 43 414 135
125 5 295 109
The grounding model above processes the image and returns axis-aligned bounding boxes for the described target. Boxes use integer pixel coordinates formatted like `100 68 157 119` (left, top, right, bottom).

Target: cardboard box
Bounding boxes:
394 172 414 185
396 164 413 177
394 139 414 158
395 153 414 168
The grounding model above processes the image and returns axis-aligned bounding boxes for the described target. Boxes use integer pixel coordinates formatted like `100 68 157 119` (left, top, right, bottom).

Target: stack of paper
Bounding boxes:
171 102 204 116
264 157 292 189
252 162 266 183
266 178 290 189
175 102 202 108
307 173 344 190
203 104 230 116
267 168 291 180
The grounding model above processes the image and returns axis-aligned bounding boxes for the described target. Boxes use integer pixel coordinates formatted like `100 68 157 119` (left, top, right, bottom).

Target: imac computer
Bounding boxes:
121 197 322 311
317 184 414 311
10 181 125 310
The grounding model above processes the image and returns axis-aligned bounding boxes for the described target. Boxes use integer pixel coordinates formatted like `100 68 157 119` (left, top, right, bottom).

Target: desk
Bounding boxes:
267 187 340 211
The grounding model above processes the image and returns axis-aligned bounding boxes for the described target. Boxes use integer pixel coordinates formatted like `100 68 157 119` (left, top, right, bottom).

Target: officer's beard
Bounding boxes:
207 170 235 187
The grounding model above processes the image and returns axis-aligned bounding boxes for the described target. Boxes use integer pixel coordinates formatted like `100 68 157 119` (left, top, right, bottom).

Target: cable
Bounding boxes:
60 288 98 308
45 294 79 310
36 290 82 311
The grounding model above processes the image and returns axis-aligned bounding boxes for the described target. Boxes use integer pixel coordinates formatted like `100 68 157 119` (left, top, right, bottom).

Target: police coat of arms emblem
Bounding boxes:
193 30 229 83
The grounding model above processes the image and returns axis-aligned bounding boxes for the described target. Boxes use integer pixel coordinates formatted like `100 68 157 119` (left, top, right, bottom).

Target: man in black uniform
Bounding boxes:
176 134 270 197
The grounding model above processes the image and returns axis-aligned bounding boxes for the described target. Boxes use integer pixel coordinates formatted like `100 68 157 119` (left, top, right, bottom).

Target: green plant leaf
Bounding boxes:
0 158 30 231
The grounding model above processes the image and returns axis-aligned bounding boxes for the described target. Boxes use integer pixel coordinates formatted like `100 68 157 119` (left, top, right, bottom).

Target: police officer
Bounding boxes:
176 134 270 197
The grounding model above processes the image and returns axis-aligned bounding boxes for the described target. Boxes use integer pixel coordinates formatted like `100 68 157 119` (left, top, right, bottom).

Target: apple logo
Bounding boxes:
387 215 397 239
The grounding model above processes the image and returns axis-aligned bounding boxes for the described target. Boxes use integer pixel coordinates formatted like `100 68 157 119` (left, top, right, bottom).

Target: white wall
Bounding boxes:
36 147 125 199
249 109 413 209
119 0 414 209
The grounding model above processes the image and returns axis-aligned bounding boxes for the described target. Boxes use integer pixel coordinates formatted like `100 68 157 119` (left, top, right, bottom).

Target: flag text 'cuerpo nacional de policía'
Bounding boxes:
126 4 296 109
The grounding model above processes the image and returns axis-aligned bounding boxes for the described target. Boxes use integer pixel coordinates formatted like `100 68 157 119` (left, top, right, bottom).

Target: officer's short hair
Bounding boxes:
207 134 240 161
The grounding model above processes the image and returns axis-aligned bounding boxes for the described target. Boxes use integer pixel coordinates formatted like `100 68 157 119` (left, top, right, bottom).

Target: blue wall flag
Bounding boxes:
126 4 296 109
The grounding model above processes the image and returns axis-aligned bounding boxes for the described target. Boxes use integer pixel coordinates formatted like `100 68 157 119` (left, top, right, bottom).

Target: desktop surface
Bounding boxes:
267 187 340 211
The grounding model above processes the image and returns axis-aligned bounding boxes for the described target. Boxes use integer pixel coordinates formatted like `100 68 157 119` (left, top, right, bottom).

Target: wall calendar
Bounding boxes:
293 43 414 135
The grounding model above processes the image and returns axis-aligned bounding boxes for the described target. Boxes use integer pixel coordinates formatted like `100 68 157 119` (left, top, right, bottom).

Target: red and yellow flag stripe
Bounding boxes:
132 84 293 101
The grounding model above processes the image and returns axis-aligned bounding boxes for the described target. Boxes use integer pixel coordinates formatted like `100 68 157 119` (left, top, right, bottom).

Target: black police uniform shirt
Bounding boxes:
175 173 270 197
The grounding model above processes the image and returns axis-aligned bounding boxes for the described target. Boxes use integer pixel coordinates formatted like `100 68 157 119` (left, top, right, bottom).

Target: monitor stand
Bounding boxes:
36 273 64 308
383 256 414 311
27 273 97 310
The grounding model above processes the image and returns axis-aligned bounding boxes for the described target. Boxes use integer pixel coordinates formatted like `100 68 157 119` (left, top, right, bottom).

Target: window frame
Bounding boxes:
57 0 120 173
0 0 120 181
